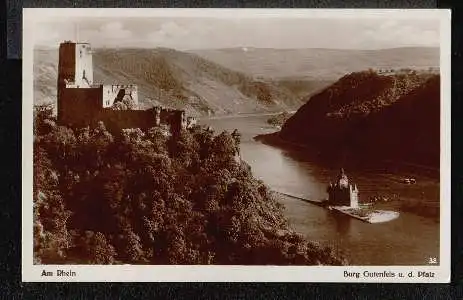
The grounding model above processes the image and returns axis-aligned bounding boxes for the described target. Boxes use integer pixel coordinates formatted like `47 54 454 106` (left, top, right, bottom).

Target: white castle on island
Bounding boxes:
326 169 399 224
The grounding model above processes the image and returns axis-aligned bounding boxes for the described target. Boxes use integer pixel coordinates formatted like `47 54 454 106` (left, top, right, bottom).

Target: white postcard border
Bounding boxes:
22 8 451 283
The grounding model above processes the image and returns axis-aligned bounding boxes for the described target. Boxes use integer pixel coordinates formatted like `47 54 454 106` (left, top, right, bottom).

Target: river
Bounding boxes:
200 115 440 266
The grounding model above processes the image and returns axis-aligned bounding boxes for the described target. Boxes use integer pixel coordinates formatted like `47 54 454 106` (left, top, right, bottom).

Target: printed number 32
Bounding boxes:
429 257 438 264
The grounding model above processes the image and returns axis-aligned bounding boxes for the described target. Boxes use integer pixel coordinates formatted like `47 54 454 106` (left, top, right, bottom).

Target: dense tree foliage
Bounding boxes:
280 72 440 168
267 112 293 128
111 96 137 110
33 106 345 265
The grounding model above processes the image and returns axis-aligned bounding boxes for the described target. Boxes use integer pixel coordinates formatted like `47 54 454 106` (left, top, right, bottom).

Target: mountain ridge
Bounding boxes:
190 47 439 80
34 47 330 117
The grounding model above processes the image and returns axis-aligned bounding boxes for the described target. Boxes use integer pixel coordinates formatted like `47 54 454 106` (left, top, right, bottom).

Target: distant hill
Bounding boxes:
190 47 440 80
34 48 330 117
258 70 440 168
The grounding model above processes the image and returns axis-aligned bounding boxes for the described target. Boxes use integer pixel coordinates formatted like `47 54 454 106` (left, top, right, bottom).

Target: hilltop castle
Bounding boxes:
326 168 359 208
56 41 195 134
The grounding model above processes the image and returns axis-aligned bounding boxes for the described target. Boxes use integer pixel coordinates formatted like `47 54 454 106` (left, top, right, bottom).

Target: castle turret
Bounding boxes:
349 184 359 208
337 168 349 189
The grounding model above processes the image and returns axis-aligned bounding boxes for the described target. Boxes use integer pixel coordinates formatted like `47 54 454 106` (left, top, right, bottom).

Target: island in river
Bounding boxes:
199 68 441 265
200 114 439 266
256 69 440 220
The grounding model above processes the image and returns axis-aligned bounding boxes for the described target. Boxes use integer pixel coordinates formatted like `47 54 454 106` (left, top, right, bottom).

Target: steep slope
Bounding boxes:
276 70 440 168
272 77 334 99
191 47 440 80
34 48 328 117
33 49 59 108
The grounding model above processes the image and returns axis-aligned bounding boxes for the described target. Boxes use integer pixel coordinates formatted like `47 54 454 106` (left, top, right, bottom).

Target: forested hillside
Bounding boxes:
34 48 330 116
33 107 345 265
270 70 440 168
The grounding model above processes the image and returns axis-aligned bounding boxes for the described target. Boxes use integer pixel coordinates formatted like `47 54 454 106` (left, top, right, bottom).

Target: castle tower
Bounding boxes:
57 41 93 88
57 41 94 122
349 184 359 208
327 169 360 207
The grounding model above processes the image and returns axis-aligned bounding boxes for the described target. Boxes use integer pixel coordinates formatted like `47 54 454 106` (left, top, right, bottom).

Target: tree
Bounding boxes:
33 145 72 264
34 103 56 136
121 229 146 263
33 119 347 266
38 125 77 164
191 125 214 161
212 132 236 155
111 95 137 110
70 231 117 264
146 127 169 154
75 122 114 170
168 130 200 168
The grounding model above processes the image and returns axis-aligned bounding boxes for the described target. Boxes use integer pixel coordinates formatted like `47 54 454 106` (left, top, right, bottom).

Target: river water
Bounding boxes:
200 115 440 266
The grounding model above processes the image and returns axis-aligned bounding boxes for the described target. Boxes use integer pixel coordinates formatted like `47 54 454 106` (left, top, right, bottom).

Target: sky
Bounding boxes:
31 16 441 50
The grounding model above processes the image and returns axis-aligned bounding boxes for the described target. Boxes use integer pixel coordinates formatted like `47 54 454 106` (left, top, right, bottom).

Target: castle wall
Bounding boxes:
58 89 186 135
333 189 351 206
58 86 103 127
102 84 139 108
328 184 359 207
98 108 158 133
160 109 186 135
96 106 186 135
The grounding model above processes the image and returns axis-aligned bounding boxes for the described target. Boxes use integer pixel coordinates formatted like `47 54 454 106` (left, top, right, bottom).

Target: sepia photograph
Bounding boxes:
22 8 450 282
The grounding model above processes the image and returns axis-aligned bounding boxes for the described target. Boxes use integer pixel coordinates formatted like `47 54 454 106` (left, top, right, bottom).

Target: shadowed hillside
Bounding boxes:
33 107 346 265
258 70 440 169
191 47 440 80
34 48 330 117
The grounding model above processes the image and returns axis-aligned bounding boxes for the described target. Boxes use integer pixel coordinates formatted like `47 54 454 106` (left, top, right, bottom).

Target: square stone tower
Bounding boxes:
58 42 93 87
57 41 95 122
57 41 93 89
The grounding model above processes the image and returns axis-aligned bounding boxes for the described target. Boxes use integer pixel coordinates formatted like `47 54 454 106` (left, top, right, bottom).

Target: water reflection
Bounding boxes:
330 212 351 236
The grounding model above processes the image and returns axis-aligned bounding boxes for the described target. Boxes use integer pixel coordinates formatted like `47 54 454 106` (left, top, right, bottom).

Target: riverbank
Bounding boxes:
255 131 440 220
201 115 439 265
200 110 297 121
254 131 440 179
